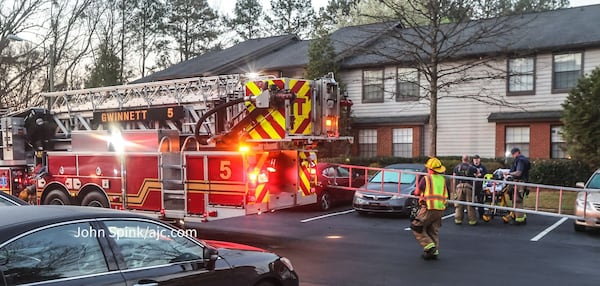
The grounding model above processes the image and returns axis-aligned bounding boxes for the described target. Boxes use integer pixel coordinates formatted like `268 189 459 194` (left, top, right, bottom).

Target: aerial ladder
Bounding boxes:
0 72 353 221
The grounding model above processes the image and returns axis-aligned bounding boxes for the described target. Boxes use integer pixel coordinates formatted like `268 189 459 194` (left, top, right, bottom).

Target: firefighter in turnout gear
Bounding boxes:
411 157 449 260
453 155 478 225
503 147 531 225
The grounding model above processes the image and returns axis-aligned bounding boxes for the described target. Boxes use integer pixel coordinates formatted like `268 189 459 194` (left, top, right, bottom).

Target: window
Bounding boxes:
551 126 567 159
396 68 419 101
358 129 377 157
0 223 108 285
505 127 530 156
588 173 600 189
392 128 413 157
103 220 203 269
0 197 18 206
553 52 582 92
362 70 384 103
337 167 350 178
507 57 535 94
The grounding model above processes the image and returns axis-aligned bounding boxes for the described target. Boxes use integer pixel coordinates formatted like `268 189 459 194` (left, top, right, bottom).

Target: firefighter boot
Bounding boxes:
422 243 438 260
514 213 527 226
502 212 514 224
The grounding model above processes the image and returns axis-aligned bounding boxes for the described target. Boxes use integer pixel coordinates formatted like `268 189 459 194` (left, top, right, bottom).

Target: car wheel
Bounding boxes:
573 222 586 232
43 189 70 205
318 191 332 211
81 192 109 208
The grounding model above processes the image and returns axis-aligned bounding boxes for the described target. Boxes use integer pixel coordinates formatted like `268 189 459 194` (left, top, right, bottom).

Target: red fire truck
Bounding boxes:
1 73 352 221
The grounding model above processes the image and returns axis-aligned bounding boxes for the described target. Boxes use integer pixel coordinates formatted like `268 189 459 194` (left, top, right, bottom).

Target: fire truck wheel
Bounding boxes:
43 190 70 205
81 192 109 208
318 191 333 211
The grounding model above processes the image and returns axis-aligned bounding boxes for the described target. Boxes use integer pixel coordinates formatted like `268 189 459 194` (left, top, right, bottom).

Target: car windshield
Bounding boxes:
369 169 418 184
587 173 600 189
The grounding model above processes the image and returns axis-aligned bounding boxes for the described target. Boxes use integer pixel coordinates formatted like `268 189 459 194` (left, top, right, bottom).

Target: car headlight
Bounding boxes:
354 192 364 199
272 257 297 280
576 198 594 210
279 257 294 272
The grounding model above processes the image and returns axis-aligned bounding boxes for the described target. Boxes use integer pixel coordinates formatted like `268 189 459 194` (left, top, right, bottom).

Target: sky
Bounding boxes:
208 0 600 16
208 0 328 16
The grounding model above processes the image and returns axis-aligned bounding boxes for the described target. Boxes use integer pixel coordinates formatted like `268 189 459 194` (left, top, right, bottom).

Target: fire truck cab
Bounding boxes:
11 73 352 221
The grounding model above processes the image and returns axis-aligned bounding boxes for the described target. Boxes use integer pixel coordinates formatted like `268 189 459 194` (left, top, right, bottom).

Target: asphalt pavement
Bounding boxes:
188 206 600 286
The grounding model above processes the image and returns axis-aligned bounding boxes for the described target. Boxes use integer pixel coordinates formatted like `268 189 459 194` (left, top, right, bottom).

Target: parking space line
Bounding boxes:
404 213 455 230
300 209 356 223
530 217 567 242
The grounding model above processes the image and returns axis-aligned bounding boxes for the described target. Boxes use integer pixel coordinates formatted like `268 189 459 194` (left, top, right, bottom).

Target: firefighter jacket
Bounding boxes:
420 174 448 210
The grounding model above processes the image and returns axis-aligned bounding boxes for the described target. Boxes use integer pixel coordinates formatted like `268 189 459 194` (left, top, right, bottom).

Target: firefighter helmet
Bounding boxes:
425 157 446 173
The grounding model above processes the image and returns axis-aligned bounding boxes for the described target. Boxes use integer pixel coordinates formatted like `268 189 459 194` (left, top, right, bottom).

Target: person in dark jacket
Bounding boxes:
503 147 531 225
453 155 478 225
472 155 488 220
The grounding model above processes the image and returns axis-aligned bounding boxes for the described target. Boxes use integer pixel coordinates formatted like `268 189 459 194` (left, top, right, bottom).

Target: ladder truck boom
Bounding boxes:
1 72 353 221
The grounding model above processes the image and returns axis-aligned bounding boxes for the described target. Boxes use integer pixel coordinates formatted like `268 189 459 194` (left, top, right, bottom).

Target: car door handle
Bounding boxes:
133 281 159 286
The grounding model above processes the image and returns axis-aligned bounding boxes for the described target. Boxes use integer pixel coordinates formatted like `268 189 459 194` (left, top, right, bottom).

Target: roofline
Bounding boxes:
334 22 403 62
487 110 562 122
339 40 600 69
351 115 430 126
208 35 300 75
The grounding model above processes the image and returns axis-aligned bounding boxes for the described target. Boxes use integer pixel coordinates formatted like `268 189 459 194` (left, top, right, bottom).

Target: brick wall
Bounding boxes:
353 125 424 157
494 121 561 159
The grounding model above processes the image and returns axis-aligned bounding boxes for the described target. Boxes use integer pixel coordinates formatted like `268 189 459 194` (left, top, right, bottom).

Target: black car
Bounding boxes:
0 192 27 207
0 206 298 286
353 163 425 216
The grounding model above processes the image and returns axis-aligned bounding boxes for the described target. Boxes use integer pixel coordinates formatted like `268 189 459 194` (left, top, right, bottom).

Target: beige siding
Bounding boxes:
339 68 430 118
342 48 600 158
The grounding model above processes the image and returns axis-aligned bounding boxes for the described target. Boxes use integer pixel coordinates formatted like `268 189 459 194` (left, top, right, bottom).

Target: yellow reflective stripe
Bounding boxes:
126 179 161 205
298 166 311 195
423 175 447 210
246 81 262 96
297 81 310 97
254 153 269 203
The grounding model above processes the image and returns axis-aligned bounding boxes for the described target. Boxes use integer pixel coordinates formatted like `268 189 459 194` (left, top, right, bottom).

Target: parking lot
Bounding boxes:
190 205 600 286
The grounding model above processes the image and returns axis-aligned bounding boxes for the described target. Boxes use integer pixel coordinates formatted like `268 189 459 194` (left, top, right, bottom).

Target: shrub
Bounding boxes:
529 159 593 187
322 156 592 187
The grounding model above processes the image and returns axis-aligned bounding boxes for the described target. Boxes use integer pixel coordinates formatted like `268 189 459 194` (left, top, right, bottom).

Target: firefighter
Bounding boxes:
18 167 37 204
411 157 448 260
453 155 478 225
503 147 531 225
472 155 488 220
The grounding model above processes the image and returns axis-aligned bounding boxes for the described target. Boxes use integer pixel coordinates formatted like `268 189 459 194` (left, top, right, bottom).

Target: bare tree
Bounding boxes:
46 0 103 92
0 0 47 110
0 0 103 111
345 0 545 156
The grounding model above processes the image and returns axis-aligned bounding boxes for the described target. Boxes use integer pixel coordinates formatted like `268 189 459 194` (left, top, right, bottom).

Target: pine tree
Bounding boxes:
266 0 314 38
86 40 122 88
226 0 265 40
168 0 221 61
129 0 168 77
561 67 600 169
305 30 337 80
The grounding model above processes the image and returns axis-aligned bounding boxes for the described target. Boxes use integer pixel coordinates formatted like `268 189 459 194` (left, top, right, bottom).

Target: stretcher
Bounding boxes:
481 169 516 223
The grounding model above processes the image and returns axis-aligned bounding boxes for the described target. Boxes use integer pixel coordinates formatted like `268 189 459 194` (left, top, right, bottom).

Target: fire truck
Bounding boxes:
0 73 352 221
